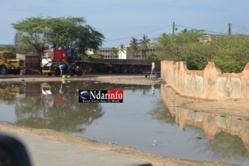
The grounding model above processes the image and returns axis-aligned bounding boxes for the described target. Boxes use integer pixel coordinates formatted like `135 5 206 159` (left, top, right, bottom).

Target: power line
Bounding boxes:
175 22 249 35
230 24 249 34
105 24 172 42
104 22 249 46
175 24 225 35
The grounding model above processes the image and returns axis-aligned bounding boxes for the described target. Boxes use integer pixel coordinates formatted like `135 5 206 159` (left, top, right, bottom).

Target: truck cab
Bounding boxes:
41 49 82 76
0 51 25 75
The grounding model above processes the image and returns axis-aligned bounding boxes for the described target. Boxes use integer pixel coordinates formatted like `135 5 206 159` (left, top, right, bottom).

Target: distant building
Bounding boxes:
198 35 212 43
95 46 159 60
97 48 118 59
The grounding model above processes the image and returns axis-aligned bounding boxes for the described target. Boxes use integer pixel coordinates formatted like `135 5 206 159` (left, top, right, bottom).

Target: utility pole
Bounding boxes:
172 21 175 35
228 23 232 35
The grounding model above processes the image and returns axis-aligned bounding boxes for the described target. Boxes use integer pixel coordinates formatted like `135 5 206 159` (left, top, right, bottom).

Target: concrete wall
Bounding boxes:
161 61 249 100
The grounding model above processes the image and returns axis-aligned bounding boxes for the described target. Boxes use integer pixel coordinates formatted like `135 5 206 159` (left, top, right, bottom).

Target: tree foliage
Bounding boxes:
147 53 160 61
111 47 118 56
88 53 104 59
0 44 16 54
128 35 157 59
12 17 104 56
139 35 150 57
211 35 249 73
129 37 139 56
119 44 125 53
156 30 249 73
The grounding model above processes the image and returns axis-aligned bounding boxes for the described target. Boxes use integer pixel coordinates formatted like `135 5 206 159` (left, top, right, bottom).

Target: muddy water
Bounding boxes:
0 81 249 166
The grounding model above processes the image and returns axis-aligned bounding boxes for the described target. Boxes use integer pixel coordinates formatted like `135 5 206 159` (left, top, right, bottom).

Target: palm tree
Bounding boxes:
139 35 150 58
129 37 139 57
111 47 118 58
119 44 125 53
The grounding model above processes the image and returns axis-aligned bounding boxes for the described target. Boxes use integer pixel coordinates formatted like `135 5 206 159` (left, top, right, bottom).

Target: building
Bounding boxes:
198 35 212 43
96 46 159 60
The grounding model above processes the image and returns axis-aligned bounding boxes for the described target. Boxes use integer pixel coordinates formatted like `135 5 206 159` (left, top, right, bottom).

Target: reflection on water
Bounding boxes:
0 81 249 165
4 81 105 132
0 82 26 103
0 81 153 133
160 84 249 162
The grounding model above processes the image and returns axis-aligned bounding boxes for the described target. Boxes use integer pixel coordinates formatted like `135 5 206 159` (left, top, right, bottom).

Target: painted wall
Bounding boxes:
161 61 249 100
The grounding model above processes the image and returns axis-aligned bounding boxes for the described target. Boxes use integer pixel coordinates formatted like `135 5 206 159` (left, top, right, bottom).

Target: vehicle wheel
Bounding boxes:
54 68 61 76
0 66 8 75
143 66 150 72
112 66 120 73
11 69 20 75
128 65 136 73
48 73 52 77
0 83 7 89
77 70 83 76
136 66 143 73
121 65 128 73
85 66 92 73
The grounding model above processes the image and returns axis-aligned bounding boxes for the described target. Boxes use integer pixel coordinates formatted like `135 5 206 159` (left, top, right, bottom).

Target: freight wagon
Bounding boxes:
24 49 160 76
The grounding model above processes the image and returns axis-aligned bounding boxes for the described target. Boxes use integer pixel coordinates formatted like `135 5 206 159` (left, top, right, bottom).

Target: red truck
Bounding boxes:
41 49 83 76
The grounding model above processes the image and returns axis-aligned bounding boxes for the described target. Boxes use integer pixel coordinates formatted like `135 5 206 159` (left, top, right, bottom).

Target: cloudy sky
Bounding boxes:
1 0 248 47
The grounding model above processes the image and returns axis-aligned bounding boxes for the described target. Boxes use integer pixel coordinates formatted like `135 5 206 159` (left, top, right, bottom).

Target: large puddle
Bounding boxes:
0 81 249 166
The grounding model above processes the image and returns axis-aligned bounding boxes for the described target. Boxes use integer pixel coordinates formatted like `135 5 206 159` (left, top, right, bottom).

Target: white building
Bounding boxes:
96 46 158 60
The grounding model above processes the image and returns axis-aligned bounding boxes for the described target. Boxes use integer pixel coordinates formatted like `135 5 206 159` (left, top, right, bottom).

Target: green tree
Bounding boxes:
0 44 16 54
14 33 33 54
156 33 179 60
12 17 47 55
146 53 160 61
183 43 212 70
12 17 104 56
156 30 210 69
139 35 150 57
119 44 125 54
211 35 249 73
77 25 105 54
111 47 118 57
89 53 104 59
129 37 139 56
156 29 249 72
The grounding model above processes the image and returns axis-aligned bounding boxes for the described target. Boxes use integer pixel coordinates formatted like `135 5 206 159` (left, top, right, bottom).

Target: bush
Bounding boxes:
146 53 160 61
156 31 249 73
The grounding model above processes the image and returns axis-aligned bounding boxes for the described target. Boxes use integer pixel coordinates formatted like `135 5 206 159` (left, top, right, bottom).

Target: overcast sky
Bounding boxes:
1 0 248 47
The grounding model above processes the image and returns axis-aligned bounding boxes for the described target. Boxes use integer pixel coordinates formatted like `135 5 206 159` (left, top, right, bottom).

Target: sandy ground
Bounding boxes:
0 75 238 166
0 75 157 85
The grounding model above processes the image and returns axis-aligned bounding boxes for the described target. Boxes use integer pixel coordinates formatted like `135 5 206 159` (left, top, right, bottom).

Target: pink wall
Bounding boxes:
161 61 249 100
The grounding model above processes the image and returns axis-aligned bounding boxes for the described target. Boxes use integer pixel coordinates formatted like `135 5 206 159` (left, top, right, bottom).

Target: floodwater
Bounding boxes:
0 81 249 166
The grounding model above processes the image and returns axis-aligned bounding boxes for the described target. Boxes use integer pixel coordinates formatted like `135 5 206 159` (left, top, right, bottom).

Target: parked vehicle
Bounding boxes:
40 49 157 75
78 58 152 74
41 49 83 76
0 51 25 75
15 48 159 76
